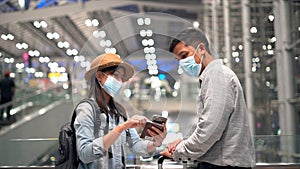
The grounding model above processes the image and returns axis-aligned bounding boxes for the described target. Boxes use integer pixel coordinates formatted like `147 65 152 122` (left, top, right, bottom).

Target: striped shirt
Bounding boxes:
173 59 256 168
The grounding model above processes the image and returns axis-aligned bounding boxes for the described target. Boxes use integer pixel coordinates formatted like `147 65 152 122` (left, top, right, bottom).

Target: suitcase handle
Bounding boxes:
158 155 189 169
158 156 172 169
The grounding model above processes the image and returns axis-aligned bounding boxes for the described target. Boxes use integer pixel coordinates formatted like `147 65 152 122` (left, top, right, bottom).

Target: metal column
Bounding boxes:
212 0 219 54
223 0 232 68
274 0 296 162
241 0 255 135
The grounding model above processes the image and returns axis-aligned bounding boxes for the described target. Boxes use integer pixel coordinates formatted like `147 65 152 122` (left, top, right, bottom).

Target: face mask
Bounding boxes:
179 44 203 77
99 75 123 97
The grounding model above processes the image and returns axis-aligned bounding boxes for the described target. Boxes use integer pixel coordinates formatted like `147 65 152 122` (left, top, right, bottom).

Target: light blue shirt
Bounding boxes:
74 99 152 169
173 59 256 167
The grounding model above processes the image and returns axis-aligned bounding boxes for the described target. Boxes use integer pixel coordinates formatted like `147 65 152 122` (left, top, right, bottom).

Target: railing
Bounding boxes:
0 86 299 168
0 84 68 127
0 135 299 168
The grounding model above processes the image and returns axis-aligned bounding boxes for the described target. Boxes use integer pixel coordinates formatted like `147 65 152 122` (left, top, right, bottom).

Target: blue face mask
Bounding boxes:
99 75 123 97
179 44 203 77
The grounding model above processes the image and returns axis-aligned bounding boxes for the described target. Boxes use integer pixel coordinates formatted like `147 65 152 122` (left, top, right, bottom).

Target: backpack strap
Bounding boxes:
70 98 102 138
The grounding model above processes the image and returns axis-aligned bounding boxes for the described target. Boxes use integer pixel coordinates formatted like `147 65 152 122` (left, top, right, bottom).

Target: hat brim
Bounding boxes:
84 62 134 82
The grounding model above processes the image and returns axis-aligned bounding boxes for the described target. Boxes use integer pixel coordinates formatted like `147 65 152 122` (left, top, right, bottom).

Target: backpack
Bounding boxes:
55 98 101 169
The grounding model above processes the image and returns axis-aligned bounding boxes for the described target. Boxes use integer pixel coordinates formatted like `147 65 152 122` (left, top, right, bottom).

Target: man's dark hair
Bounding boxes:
168 27 212 55
168 38 181 53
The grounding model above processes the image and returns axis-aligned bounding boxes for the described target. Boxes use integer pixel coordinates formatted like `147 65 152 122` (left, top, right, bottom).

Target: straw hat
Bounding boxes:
84 53 135 81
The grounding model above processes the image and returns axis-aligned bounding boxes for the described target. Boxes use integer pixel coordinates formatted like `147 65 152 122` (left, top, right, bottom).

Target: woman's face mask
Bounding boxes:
179 44 203 77
99 74 123 97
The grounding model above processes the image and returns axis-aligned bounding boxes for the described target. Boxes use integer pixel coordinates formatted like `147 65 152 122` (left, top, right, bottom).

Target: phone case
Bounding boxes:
140 121 163 138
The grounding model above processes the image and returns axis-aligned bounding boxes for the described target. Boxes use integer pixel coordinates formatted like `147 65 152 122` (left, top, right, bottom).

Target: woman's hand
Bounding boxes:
116 115 148 133
148 123 167 147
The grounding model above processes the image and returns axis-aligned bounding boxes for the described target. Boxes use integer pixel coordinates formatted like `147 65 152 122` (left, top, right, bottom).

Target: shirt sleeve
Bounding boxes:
173 68 235 161
74 102 107 163
127 128 153 157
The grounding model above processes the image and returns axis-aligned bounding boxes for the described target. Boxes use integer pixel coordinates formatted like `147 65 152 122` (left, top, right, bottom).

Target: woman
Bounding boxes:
74 53 166 169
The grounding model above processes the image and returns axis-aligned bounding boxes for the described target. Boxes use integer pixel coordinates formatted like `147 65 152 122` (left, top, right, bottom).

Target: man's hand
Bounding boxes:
159 138 182 158
160 148 173 158
166 139 182 153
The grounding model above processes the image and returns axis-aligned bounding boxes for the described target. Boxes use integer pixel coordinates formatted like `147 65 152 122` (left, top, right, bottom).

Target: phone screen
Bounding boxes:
151 115 167 124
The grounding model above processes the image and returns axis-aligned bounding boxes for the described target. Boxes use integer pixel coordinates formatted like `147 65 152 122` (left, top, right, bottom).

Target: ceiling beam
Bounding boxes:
94 10 130 58
52 16 99 55
0 45 15 57
0 0 199 24
19 22 68 57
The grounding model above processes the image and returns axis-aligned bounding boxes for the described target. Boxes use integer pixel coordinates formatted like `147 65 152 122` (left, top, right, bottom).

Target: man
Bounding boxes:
0 71 16 122
161 28 255 168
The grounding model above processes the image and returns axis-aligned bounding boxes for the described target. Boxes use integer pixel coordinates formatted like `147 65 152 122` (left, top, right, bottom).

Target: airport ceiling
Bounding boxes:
0 0 204 64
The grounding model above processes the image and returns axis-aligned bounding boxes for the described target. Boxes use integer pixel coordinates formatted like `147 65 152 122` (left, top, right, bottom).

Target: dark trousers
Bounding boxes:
195 162 252 169
0 98 13 120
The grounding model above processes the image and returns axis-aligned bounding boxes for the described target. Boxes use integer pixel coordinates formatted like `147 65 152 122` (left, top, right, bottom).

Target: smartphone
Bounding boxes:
151 115 167 124
140 121 164 138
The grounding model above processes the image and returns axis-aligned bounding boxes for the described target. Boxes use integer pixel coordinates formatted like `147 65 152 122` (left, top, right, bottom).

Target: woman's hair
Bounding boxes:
86 66 119 107
169 27 218 58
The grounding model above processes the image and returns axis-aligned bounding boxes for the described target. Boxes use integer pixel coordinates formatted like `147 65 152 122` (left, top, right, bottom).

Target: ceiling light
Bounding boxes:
92 19 99 26
1 34 7 40
137 18 144 26
16 43 22 49
34 50 40 56
93 31 100 38
33 21 41 28
46 32 53 39
22 43 28 49
7 34 14 40
66 49 72 56
148 39 154 46
140 30 146 37
193 21 200 28
105 40 112 47
40 21 48 28
235 57 240 63
144 47 150 53
238 45 243 50
64 42 70 48
57 41 64 48
146 30 153 37
99 40 106 47
231 45 236 51
250 27 257 34
85 19 92 27
72 49 78 55
142 39 148 46
74 56 80 62
268 15 274 22
99 31 106 38
149 47 155 53
52 32 60 39
16 63 25 69
18 0 25 9
144 18 151 25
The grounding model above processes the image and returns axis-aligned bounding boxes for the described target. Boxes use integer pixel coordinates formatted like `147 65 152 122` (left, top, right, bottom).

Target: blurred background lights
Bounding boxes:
193 21 200 28
268 15 275 22
250 26 258 33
